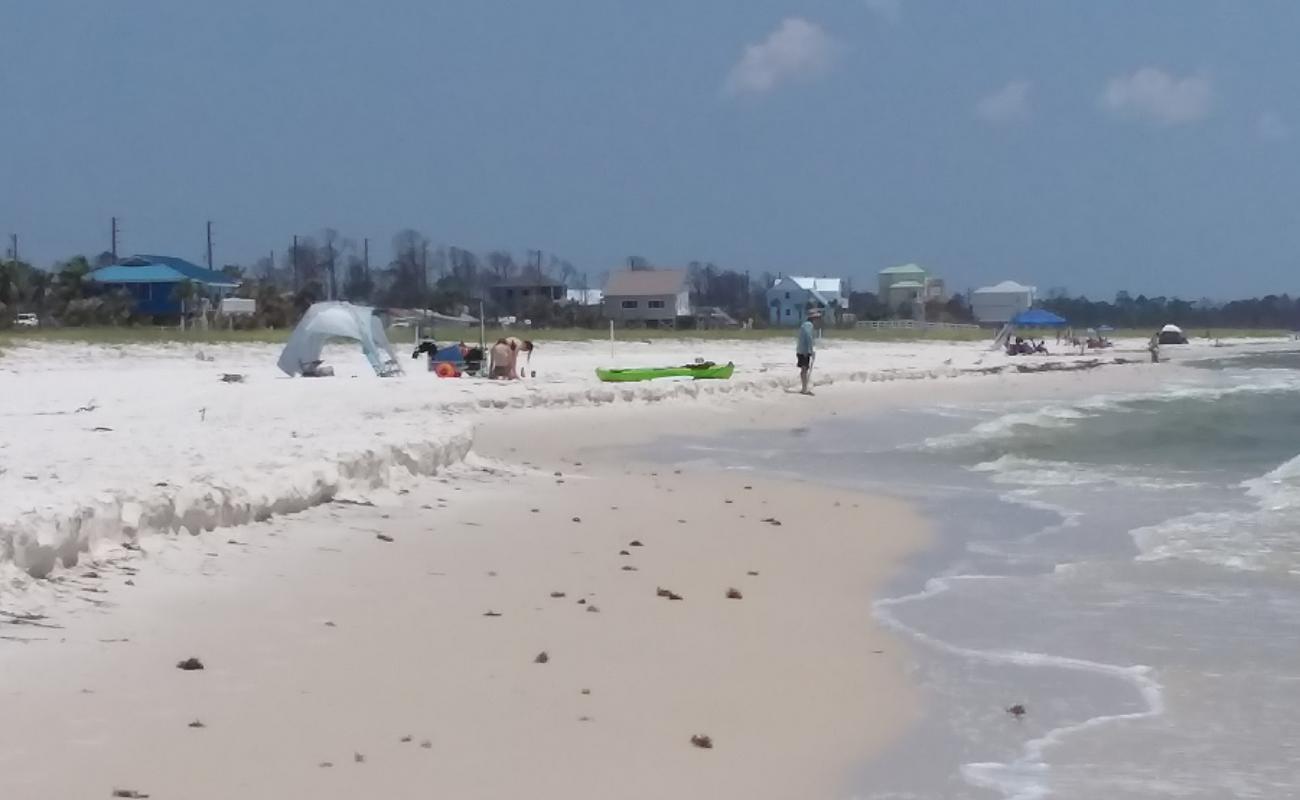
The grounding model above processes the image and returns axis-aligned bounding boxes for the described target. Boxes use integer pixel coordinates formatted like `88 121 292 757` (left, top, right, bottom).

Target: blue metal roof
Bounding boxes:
88 255 239 287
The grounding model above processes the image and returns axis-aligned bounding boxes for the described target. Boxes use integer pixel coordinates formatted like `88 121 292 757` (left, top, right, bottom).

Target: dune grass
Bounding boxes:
0 324 992 348
0 324 1289 353
1104 328 1292 341
0 327 292 349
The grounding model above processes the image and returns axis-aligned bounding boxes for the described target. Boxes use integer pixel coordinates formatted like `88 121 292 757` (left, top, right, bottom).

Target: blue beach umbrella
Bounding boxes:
1010 308 1068 327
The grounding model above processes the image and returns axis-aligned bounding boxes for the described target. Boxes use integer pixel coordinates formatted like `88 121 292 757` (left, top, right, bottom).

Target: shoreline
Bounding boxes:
2 340 1287 798
2 334 1276 582
0 418 930 799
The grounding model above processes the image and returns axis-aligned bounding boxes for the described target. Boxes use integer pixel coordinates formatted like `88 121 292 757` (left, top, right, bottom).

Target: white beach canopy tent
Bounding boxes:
1156 323 1189 345
277 301 403 377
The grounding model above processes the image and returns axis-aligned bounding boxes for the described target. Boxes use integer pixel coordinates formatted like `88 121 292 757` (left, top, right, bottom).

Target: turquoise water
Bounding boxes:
658 351 1300 799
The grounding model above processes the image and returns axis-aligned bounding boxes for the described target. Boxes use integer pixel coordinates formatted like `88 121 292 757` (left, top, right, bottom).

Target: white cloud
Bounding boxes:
976 80 1033 126
864 0 902 24
1099 68 1213 125
1257 110 1290 142
724 18 838 97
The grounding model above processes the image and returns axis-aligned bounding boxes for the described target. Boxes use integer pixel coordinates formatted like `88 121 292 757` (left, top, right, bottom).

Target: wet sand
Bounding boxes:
0 401 928 800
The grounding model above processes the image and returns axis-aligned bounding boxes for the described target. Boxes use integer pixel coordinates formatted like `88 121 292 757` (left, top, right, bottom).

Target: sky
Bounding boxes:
2 0 1299 298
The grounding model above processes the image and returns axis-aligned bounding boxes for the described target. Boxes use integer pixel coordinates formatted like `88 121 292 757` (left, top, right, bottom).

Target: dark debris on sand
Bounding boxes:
175 657 204 671
534 651 550 664
690 734 713 749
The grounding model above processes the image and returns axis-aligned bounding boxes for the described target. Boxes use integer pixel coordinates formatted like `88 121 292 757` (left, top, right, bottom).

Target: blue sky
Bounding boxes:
2 0 1298 297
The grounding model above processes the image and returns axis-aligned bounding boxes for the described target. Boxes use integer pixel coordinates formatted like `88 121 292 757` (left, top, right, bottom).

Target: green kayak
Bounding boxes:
595 361 735 383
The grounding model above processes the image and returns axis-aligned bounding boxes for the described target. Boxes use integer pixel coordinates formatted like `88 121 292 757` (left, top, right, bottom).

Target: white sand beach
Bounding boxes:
0 332 1200 582
0 333 1288 799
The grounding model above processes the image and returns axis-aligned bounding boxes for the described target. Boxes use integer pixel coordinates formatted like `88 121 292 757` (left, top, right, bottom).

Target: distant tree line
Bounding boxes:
0 229 592 329
2 237 1297 331
1039 290 1300 331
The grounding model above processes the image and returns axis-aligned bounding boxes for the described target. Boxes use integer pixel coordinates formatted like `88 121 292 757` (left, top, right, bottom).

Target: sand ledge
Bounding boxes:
0 443 929 800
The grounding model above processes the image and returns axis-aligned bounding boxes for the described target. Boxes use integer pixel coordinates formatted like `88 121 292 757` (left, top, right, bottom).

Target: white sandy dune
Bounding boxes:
0 333 1270 583
0 332 1288 800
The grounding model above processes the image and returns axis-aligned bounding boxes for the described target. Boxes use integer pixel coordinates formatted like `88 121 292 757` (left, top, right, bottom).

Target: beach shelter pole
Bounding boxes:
610 320 615 360
479 300 486 353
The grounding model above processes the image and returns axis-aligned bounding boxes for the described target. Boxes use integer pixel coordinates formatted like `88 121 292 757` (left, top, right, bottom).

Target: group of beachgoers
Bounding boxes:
1005 337 1050 356
411 336 534 379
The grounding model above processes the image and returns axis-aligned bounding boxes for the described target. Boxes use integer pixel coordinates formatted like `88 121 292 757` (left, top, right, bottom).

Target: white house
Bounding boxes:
971 280 1037 324
766 276 847 326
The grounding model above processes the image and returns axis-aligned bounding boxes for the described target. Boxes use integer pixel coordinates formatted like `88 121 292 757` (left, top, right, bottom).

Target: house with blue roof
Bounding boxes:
87 255 241 317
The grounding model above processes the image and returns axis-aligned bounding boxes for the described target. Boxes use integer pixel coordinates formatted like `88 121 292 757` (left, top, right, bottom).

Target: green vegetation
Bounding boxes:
0 326 292 349
0 324 993 351
1104 327 1291 341
4 324 1291 355
501 326 993 343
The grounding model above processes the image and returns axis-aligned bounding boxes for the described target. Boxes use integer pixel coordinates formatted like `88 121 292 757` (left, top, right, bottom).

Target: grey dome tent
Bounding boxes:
277 302 403 377
1157 324 1188 345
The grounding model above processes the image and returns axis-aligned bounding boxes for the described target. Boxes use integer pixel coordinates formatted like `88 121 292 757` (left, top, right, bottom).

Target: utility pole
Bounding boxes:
292 235 299 293
8 233 16 263
111 216 119 261
206 221 214 270
421 240 429 299
327 240 337 301
363 237 369 273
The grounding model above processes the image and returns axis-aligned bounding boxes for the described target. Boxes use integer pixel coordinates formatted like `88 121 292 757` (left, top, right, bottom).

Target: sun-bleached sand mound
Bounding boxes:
0 334 1242 579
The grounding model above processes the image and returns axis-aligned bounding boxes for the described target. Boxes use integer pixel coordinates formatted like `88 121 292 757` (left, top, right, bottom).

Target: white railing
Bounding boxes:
855 319 981 331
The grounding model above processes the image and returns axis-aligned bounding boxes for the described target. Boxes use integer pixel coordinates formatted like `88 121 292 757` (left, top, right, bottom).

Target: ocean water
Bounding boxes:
655 350 1300 799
